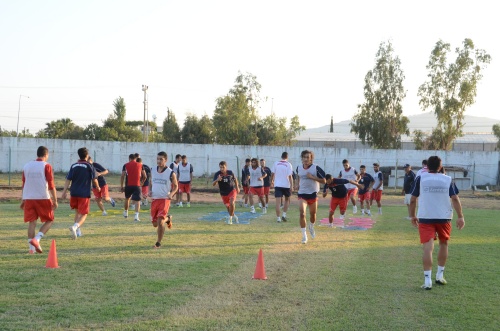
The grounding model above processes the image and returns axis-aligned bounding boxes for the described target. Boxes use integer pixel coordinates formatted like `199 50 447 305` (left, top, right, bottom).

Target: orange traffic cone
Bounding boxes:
252 249 267 280
45 239 60 268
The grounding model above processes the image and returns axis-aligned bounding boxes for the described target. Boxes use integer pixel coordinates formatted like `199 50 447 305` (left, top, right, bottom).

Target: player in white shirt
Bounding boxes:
339 159 360 214
370 163 384 214
247 158 268 214
416 159 429 177
271 152 294 223
176 155 193 207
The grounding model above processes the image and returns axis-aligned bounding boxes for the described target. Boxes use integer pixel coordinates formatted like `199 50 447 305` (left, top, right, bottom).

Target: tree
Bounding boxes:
493 124 500 150
181 114 214 144
101 97 143 142
38 118 79 139
417 39 491 150
212 72 260 145
162 108 181 143
351 41 409 149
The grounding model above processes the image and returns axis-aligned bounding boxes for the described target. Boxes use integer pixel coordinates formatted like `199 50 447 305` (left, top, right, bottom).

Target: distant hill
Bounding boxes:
305 112 499 134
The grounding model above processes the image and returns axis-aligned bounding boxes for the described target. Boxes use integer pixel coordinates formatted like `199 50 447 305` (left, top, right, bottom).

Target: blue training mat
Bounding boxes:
198 211 261 224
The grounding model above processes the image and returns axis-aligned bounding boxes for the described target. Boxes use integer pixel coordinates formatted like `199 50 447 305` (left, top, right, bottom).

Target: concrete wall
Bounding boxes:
1 137 499 187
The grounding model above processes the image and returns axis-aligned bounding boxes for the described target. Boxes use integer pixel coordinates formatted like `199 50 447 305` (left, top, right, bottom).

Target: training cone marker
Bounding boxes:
45 239 60 268
252 249 267 280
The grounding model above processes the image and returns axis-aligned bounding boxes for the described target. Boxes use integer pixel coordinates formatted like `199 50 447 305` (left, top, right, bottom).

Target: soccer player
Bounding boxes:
402 163 416 220
322 174 362 227
357 165 375 216
338 159 360 214
120 154 146 221
21 146 58 254
370 162 384 214
271 152 294 223
416 159 429 177
239 158 251 207
62 147 99 239
170 154 182 205
88 157 116 216
176 155 193 207
213 161 240 224
149 151 178 248
136 157 151 206
247 158 267 214
409 156 465 290
295 150 326 244
259 159 272 209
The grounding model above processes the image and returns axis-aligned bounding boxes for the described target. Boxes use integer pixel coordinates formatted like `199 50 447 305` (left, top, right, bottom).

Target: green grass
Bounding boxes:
0 201 499 330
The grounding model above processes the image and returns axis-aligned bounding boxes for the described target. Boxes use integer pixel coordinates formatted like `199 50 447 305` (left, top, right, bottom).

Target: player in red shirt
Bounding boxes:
120 153 146 221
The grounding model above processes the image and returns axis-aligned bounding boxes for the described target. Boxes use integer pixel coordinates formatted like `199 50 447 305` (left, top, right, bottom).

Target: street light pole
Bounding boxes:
17 95 29 137
142 85 148 142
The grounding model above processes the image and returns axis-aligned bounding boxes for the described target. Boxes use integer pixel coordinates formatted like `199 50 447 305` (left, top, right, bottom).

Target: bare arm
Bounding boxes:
409 196 418 227
451 195 465 230
169 173 178 199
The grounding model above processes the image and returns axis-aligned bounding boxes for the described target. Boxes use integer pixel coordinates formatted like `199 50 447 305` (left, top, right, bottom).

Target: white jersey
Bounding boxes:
22 160 50 199
416 167 428 177
249 166 265 187
177 162 193 183
417 172 454 220
373 170 384 191
297 164 325 195
271 160 293 188
339 167 358 190
151 166 173 199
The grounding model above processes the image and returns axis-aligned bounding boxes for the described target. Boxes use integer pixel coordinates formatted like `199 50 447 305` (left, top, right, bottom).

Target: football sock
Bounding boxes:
282 212 287 218
437 266 445 279
424 270 432 286
301 228 307 236
135 212 139 218
35 232 44 241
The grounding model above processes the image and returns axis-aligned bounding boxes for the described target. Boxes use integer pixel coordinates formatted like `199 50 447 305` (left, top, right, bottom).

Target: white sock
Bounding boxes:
301 228 307 236
378 208 382 212
135 212 139 218
436 266 445 279
277 217 281 222
74 223 80 229
424 270 432 286
29 243 35 251
35 232 44 241
282 212 287 217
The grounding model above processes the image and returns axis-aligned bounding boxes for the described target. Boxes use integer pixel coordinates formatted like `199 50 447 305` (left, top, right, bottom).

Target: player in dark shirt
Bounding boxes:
213 161 240 224
322 174 362 227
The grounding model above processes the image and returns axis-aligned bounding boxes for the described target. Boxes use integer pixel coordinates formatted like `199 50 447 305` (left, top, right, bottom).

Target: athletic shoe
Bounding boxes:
277 217 282 223
361 210 365 215
250 207 256 214
258 203 262 208
281 216 288 222
233 215 239 224
123 210 128 218
340 214 345 220
301 234 308 244
166 215 172 229
29 249 35 254
102 211 108 216
435 278 447 285
178 202 183 208
367 211 372 216
76 228 83 237
186 202 190 208
110 198 116 207
262 207 267 214
153 242 161 249
421 284 432 290
328 223 333 228
30 238 43 253
228 218 233 225
69 225 78 239
353 206 358 214
308 223 315 239
134 217 140 222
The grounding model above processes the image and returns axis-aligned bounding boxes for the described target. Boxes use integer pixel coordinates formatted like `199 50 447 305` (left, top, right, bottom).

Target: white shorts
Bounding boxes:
404 194 412 205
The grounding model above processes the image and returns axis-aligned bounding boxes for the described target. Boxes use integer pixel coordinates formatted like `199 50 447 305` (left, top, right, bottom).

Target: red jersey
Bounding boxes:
124 161 143 186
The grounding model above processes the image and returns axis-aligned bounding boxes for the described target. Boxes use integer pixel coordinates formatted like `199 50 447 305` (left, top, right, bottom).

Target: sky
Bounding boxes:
1 0 499 135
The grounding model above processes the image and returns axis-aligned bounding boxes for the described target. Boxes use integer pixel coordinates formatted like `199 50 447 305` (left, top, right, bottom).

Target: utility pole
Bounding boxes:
142 85 148 142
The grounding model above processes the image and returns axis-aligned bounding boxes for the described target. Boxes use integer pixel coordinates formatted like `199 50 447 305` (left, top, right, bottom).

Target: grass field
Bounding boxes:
0 199 499 330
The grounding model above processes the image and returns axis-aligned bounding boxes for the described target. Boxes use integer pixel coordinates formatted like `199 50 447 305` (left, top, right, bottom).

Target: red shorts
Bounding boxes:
221 190 237 207
329 196 348 214
23 199 54 223
243 186 250 194
70 196 90 215
358 192 371 202
250 187 264 197
92 185 109 199
142 186 149 195
347 188 358 199
151 199 171 224
418 222 451 243
298 197 318 206
263 187 270 195
178 183 191 193
371 190 383 202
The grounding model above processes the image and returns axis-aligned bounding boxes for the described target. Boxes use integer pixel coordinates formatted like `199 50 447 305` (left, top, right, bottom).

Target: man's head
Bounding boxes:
157 151 168 167
251 158 259 169
281 152 288 160
37 146 49 159
325 173 333 184
373 163 380 172
129 153 136 161
219 161 227 173
342 159 350 170
301 150 313 166
404 163 411 173
175 154 182 163
181 155 187 165
136 157 142 164
422 159 428 167
134 153 140 159
78 147 89 161
260 158 266 168
427 156 442 173
359 165 366 174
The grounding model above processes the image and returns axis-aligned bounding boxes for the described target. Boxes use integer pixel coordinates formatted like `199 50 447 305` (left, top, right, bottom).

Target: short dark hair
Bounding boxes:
360 165 366 169
245 158 251 163
37 146 48 158
219 161 227 166
325 174 332 180
136 157 142 163
422 159 428 166
78 147 89 160
281 152 288 159
181 155 187 160
301 150 314 160
175 154 182 159
129 154 136 160
157 151 167 159
342 159 349 164
427 156 441 172
251 158 258 163
134 153 140 158
260 158 265 162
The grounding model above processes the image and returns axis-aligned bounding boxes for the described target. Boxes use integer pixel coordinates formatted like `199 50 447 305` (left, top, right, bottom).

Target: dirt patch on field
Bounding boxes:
1 186 498 210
